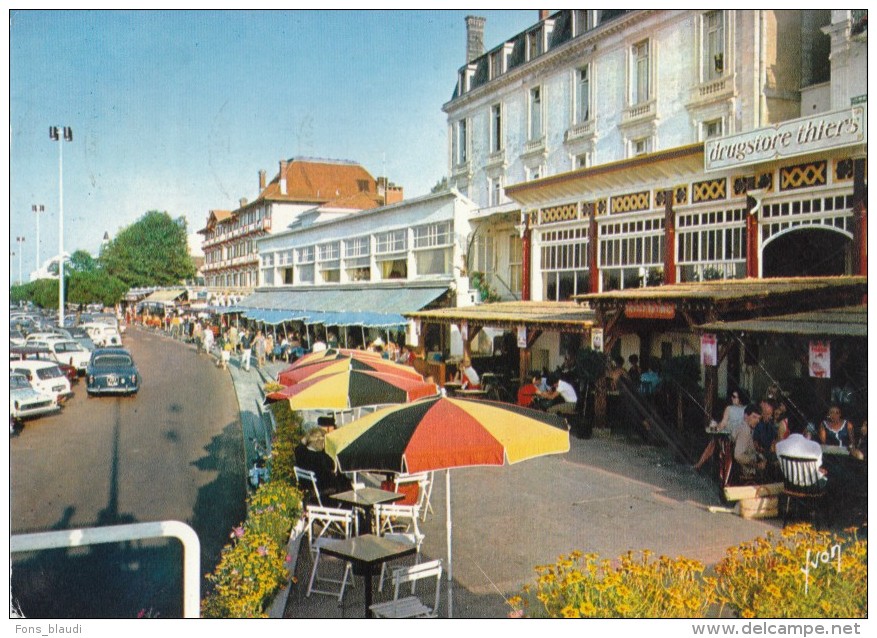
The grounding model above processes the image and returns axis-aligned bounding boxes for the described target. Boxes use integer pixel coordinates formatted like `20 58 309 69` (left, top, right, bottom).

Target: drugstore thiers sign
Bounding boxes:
704 106 866 172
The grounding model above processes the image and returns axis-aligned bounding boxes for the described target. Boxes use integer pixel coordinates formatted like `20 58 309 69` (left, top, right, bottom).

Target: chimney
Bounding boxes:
465 15 486 63
259 170 266 190
239 198 248 208
539 10 550 21
279 160 288 195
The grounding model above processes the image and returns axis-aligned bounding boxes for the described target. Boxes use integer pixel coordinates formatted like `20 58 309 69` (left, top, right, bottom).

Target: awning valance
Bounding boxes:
235 285 449 328
141 289 187 304
696 305 867 338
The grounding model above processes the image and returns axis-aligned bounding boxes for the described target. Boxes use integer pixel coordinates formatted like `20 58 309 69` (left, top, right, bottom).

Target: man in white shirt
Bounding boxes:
776 419 827 487
539 374 578 415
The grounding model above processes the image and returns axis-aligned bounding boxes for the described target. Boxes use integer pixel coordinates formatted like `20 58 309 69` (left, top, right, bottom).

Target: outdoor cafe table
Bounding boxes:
456 388 487 399
331 487 405 534
318 533 417 618
443 382 462 397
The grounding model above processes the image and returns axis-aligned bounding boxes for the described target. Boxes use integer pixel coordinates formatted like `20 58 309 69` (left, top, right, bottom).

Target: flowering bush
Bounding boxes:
510 525 866 619
201 481 303 618
709 523 867 618
513 549 710 618
267 401 306 486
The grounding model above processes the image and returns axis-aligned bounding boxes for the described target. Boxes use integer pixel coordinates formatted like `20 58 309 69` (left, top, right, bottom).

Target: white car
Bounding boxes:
80 323 123 347
24 332 68 345
9 360 73 403
45 339 92 374
9 373 60 419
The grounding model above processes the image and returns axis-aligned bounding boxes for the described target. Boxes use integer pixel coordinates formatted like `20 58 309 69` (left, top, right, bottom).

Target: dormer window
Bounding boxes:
489 50 503 79
527 27 543 60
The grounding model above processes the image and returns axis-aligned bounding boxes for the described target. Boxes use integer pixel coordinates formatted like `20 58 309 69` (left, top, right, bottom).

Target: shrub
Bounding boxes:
201 481 303 618
268 402 306 485
709 523 867 618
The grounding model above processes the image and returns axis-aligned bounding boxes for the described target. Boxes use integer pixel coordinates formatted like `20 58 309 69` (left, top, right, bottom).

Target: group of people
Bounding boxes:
698 384 867 489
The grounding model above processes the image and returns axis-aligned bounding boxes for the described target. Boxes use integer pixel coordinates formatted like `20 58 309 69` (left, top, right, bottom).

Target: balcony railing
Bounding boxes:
564 119 595 142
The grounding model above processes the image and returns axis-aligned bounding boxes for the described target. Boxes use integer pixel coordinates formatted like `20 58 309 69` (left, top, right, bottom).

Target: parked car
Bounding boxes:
67 327 97 352
10 346 79 385
9 359 73 403
9 373 61 420
86 348 140 396
24 332 68 345
80 323 123 347
45 339 91 374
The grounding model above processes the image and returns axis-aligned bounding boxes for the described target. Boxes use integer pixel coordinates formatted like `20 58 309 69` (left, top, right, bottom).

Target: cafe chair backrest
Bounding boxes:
778 455 824 494
294 466 323 506
306 505 354 549
370 559 444 618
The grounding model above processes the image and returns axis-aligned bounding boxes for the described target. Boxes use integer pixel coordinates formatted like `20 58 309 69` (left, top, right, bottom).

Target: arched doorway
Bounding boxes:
762 227 852 277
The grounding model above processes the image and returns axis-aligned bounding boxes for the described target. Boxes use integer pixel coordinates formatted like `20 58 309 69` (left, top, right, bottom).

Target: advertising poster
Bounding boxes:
591 328 604 352
809 340 831 378
700 333 718 367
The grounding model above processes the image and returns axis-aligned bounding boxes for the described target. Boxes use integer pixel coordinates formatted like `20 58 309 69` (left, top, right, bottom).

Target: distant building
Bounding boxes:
198 157 403 291
29 253 70 282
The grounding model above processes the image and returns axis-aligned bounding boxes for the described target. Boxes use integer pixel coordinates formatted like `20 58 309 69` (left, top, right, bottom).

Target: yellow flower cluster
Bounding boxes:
508 525 866 619
515 549 710 618
711 524 867 618
202 481 304 618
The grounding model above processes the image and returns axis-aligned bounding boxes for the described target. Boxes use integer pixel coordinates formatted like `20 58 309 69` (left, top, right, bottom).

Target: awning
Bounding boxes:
235 285 449 328
406 300 595 334
696 305 867 338
140 289 187 305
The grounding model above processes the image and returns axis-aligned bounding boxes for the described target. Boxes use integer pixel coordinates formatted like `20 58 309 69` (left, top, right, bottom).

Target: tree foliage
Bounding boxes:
100 210 195 287
10 279 60 309
67 270 128 307
69 249 98 273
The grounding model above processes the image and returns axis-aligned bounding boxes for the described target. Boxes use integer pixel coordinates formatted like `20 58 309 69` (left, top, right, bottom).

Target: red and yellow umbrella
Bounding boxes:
266 369 439 410
325 396 569 617
277 354 422 387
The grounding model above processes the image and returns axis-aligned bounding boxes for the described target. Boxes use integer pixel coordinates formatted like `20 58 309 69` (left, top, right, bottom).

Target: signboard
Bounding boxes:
590 328 604 352
624 301 676 320
700 333 718 367
705 106 866 172
517 325 527 348
809 340 831 379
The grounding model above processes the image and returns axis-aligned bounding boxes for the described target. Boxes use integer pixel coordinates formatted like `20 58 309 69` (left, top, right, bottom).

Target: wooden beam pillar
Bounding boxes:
746 195 760 278
521 212 532 301
588 203 600 292
853 158 867 277
663 189 676 285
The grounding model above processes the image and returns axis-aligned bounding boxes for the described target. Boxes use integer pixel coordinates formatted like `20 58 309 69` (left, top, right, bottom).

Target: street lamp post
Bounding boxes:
32 204 44 271
16 236 25 284
50 126 73 326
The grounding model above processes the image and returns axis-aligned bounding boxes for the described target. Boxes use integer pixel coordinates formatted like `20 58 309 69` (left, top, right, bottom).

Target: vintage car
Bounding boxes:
8 359 73 403
10 346 79 384
9 372 60 420
86 347 140 396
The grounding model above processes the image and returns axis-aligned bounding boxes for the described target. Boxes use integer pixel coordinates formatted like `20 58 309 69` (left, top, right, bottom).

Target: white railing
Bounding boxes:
11 520 201 618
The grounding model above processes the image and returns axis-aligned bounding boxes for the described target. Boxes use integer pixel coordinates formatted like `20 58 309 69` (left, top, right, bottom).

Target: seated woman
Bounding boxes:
819 404 856 450
453 357 481 389
694 390 746 471
294 428 352 497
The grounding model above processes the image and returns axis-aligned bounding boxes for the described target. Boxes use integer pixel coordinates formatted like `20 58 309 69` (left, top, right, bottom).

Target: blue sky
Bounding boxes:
7 8 538 273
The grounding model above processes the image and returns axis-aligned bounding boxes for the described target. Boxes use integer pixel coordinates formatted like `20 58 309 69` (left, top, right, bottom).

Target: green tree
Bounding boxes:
69 249 98 273
100 210 195 287
67 270 128 307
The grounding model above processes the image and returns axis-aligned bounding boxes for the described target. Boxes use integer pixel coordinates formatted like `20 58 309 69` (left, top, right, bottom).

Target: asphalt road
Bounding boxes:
10 326 247 618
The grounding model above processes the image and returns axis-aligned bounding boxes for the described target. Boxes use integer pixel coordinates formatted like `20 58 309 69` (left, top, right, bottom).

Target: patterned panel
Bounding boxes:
582 202 595 218
596 199 607 216
780 160 827 191
541 203 579 224
733 176 749 195
692 178 727 203
674 185 688 205
610 191 650 214
835 159 854 181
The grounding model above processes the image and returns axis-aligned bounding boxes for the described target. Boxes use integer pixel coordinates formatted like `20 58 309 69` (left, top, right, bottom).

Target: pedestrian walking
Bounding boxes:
254 330 267 369
203 323 215 356
228 325 239 353
240 329 252 371
219 331 231 370
193 322 204 354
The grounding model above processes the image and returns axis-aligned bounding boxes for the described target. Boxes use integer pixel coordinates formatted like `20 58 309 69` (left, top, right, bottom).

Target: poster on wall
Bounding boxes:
809 340 831 378
517 325 527 348
591 328 604 352
700 333 718 367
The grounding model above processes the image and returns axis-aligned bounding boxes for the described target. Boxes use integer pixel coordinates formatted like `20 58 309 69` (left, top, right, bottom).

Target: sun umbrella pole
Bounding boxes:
446 468 453 618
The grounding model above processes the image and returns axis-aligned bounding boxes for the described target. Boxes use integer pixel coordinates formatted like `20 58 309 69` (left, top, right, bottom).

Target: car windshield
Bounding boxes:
56 342 85 353
36 366 64 380
93 355 133 368
10 375 30 390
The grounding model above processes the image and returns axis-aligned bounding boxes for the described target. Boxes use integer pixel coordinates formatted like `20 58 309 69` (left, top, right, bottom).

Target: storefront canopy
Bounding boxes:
234 285 449 328
141 288 187 305
696 305 867 338
406 300 595 334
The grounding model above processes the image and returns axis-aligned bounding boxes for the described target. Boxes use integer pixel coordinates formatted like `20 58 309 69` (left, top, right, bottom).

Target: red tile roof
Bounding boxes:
258 158 378 204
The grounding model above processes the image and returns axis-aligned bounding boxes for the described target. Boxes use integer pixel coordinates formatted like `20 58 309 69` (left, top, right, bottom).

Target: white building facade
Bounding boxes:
444 9 867 302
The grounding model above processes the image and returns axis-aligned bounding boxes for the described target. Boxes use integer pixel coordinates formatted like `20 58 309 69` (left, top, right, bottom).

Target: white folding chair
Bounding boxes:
394 472 434 521
305 505 355 600
294 466 323 506
374 503 424 592
369 559 443 618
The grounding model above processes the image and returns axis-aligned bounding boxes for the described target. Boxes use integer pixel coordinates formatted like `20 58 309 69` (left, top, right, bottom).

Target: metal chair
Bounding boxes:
374 503 424 592
369 559 443 618
394 471 435 521
294 466 323 506
305 505 355 600
778 455 828 527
